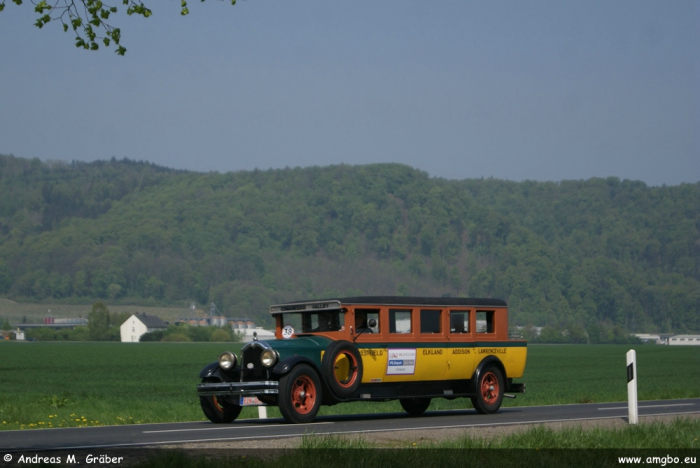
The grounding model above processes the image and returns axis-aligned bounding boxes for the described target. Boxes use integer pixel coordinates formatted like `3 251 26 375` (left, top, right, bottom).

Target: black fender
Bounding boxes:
272 356 318 377
199 362 240 382
471 356 507 395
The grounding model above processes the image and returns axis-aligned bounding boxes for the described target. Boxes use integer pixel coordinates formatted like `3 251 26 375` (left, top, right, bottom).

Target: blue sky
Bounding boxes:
1 1 698 185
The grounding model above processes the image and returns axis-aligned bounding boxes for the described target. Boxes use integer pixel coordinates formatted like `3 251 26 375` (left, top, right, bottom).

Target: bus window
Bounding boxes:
450 311 470 333
476 310 495 333
355 308 380 334
420 309 442 334
389 309 412 334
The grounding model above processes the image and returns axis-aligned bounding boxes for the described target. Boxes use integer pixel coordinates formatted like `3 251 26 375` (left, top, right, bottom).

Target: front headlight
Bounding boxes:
218 351 237 370
260 349 279 368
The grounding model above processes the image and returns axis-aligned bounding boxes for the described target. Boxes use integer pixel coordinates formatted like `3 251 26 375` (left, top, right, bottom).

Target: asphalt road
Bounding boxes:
1 398 698 451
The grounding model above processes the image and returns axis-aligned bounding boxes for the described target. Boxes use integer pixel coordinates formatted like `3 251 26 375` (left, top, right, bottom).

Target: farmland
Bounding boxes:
1 342 698 430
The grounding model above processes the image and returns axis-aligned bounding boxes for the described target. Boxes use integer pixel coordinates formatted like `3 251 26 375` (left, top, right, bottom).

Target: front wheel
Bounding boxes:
470 366 504 414
278 364 322 424
399 397 431 415
199 393 242 423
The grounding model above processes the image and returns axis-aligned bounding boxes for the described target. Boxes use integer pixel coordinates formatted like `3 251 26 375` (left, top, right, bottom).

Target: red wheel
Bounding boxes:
279 364 322 423
290 375 317 414
480 371 500 405
471 366 504 414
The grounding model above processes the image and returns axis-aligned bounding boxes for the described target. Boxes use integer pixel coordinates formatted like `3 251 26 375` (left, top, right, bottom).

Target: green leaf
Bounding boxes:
180 6 189 15
116 45 127 56
0 4 5 12
90 42 99 51
103 37 110 47
63 23 68 32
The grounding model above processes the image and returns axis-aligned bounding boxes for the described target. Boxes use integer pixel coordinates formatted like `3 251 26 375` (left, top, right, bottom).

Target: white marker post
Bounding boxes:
626 349 638 425
258 406 268 419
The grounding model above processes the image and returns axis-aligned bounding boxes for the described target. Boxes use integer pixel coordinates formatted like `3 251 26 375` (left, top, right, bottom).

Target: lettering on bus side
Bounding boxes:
451 348 471 355
422 349 443 355
360 349 384 357
478 348 506 354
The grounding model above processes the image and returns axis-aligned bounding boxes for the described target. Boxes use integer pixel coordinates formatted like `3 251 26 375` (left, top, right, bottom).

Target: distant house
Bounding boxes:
668 335 700 346
120 313 167 342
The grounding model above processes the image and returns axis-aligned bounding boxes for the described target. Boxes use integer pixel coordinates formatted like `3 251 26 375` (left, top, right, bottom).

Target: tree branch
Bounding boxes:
1 0 237 55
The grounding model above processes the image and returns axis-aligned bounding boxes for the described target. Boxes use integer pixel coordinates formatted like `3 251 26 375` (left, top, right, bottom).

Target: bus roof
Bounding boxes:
269 296 507 314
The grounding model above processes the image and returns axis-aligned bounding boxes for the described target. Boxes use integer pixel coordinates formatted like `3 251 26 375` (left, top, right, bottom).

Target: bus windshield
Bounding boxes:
281 311 342 333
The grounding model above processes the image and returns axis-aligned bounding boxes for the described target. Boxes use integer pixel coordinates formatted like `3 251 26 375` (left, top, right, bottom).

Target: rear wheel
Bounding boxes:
399 397 431 415
199 380 242 423
470 366 504 414
278 364 322 424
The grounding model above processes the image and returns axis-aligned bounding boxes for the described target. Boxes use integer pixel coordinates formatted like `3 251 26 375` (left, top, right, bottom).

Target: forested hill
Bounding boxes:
0 154 698 334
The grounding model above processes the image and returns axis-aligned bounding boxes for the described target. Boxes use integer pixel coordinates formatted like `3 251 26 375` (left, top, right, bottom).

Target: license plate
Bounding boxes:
239 396 265 406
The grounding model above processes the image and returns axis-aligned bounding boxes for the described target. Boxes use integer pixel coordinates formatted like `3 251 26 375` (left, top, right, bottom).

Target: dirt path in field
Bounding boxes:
163 413 700 450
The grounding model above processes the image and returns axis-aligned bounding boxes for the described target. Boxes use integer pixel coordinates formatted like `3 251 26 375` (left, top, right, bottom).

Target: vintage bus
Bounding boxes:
197 296 527 424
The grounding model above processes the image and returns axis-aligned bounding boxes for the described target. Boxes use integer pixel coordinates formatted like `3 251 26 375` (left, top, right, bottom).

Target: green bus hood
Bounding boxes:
261 335 333 352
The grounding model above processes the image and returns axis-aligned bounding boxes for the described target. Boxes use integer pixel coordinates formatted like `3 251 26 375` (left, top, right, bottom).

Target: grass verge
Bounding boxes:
118 419 700 468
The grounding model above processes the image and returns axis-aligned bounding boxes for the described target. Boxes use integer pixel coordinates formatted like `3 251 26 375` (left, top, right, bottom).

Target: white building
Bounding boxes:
668 335 700 346
120 313 167 342
633 333 663 344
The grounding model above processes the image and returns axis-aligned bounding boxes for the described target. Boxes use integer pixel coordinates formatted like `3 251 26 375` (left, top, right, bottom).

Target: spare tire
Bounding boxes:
321 340 363 398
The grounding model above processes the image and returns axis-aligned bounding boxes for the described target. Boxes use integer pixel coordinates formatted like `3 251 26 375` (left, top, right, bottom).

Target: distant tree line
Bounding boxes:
0 154 698 333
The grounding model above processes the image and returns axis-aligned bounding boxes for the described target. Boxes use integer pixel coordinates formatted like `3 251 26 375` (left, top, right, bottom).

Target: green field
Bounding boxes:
1 342 698 430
